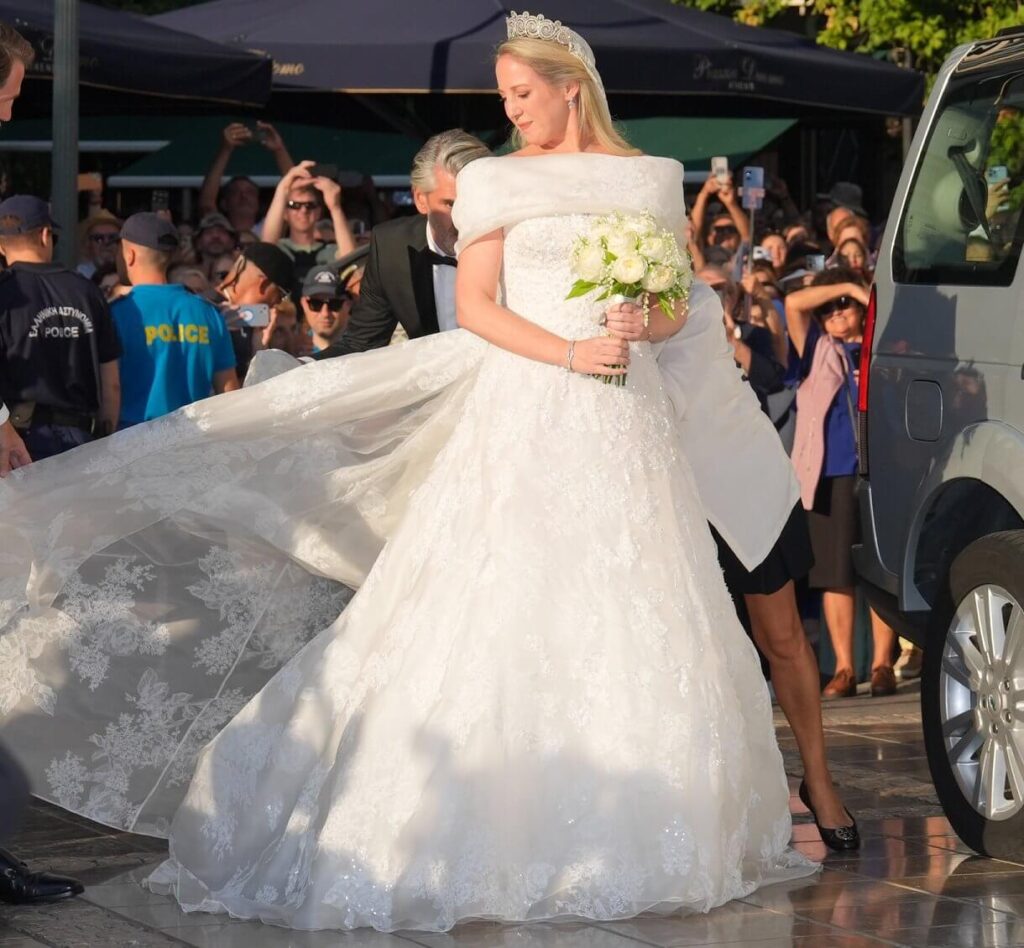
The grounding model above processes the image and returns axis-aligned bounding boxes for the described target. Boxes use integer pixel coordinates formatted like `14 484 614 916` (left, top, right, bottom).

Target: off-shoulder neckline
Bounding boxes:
483 152 677 163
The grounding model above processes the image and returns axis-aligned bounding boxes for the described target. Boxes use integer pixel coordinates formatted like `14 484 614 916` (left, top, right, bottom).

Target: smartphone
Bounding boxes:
337 170 363 188
255 125 271 144
310 163 339 181
151 189 169 212
752 245 773 262
711 156 729 186
391 189 414 207
238 303 270 328
806 254 826 272
987 164 1010 212
741 166 765 211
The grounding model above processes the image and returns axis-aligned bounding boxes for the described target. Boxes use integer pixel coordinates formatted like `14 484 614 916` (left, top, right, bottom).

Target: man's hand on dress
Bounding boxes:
571 336 630 376
0 420 31 477
604 300 645 341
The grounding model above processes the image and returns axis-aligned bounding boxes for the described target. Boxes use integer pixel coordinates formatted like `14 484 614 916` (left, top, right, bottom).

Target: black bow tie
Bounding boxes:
424 249 457 267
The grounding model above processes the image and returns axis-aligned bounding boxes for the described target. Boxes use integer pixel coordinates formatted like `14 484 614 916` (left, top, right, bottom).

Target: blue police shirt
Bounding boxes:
111 284 236 425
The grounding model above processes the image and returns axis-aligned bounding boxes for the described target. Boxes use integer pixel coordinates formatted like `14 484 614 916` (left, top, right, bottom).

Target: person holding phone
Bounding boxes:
112 213 240 426
691 168 751 258
198 122 294 234
786 267 898 700
262 161 357 290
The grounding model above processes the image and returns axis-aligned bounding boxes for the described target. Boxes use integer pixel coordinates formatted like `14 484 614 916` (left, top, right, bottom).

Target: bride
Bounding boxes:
0 11 816 933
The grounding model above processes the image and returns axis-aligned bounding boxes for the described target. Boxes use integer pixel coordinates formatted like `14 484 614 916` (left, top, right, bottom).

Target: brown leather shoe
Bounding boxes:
822 668 857 700
870 665 897 697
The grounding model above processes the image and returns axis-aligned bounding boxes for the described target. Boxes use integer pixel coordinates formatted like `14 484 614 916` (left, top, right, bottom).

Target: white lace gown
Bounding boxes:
0 154 815 932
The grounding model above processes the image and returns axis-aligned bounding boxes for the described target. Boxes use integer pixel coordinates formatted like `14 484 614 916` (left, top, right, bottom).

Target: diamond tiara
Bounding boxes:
505 10 599 80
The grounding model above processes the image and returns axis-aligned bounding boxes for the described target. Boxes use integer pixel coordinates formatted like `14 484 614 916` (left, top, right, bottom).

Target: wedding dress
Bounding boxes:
0 153 815 932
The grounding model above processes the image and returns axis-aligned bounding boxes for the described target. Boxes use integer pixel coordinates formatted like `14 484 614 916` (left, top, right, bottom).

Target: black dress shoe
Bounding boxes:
0 849 84 904
798 781 860 852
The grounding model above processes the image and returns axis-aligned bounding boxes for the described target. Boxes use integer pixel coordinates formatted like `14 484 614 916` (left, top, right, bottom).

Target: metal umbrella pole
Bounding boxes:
51 0 78 268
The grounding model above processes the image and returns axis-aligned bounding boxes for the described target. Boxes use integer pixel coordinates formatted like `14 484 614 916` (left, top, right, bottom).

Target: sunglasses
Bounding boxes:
89 233 120 245
815 296 858 319
712 225 738 237
287 200 321 212
306 296 348 312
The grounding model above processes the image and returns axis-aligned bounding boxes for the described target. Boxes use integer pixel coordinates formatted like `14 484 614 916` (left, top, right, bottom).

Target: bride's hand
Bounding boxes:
604 301 645 341
571 336 630 376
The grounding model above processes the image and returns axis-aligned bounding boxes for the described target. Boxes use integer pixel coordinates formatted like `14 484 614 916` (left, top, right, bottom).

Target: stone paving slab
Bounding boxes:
5 679 1015 947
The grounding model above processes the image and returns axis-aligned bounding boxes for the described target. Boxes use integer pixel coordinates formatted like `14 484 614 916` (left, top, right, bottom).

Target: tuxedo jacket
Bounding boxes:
314 215 440 360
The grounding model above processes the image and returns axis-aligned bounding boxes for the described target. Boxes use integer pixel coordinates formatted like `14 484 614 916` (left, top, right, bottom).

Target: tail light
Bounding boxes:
857 284 877 478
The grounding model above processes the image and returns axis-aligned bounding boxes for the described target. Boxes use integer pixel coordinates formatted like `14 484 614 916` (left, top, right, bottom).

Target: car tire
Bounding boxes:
922 530 1024 858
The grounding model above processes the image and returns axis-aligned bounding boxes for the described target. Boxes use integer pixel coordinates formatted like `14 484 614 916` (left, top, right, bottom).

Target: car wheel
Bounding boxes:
922 530 1024 858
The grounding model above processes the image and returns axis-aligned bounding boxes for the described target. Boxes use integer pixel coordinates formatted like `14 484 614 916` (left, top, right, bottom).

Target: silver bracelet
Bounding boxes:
566 340 576 372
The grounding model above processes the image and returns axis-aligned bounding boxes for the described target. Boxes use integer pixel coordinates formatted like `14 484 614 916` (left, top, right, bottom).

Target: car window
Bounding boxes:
894 70 1024 286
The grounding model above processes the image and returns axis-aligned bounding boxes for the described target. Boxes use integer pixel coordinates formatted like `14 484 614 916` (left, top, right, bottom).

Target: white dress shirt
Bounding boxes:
426 224 458 333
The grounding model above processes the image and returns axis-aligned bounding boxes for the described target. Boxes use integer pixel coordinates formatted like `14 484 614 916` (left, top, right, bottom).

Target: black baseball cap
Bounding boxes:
242 242 297 294
121 212 180 252
0 195 58 235
301 264 347 299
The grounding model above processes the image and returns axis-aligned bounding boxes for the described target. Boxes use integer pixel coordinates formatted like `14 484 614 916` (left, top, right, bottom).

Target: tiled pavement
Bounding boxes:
5 681 1024 947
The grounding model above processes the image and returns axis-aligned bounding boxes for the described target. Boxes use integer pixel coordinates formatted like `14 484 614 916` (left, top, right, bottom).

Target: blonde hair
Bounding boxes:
496 37 638 156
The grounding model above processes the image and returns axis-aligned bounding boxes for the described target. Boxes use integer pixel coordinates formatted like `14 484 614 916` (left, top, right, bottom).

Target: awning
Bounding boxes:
100 118 423 187
154 0 923 116
81 114 793 187
620 117 796 170
4 0 271 108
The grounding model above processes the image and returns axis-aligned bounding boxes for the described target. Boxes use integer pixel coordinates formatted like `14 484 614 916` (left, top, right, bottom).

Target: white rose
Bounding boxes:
590 220 614 241
638 235 671 262
632 215 657 236
611 255 647 285
642 264 676 294
573 243 606 283
606 230 638 258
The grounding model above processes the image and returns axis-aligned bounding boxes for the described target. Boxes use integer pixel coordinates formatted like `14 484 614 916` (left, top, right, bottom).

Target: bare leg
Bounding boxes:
746 582 851 829
822 587 857 674
870 609 897 671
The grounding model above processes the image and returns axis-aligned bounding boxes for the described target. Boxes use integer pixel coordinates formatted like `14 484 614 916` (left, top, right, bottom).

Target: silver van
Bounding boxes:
856 29 1024 857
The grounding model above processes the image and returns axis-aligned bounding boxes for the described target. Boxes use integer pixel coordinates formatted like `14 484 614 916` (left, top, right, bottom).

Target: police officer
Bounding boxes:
0 20 87 906
112 213 239 426
0 195 121 460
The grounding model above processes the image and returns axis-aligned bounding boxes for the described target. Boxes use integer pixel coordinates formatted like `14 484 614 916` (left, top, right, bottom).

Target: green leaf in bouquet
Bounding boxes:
565 280 598 300
658 294 676 319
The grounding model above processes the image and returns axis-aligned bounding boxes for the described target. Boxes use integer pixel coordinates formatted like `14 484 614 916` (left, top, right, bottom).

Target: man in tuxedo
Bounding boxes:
313 130 490 359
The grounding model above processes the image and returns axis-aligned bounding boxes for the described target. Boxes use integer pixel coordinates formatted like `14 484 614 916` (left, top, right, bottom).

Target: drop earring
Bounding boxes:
567 98 576 110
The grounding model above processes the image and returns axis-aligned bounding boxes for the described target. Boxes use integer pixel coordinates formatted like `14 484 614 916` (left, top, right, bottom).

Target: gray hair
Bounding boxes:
410 129 490 193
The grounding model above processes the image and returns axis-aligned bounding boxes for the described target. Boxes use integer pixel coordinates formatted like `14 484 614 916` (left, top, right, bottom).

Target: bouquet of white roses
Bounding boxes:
566 211 693 386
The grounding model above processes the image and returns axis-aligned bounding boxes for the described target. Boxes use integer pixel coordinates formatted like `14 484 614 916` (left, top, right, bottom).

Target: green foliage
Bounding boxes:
672 0 1024 86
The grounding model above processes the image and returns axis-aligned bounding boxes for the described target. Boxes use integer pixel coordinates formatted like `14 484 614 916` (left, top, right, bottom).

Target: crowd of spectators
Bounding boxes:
0 118 916 693
685 167 921 692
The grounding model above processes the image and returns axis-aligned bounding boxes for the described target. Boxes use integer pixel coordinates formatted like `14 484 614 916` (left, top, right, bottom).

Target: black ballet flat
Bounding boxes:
798 780 860 852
